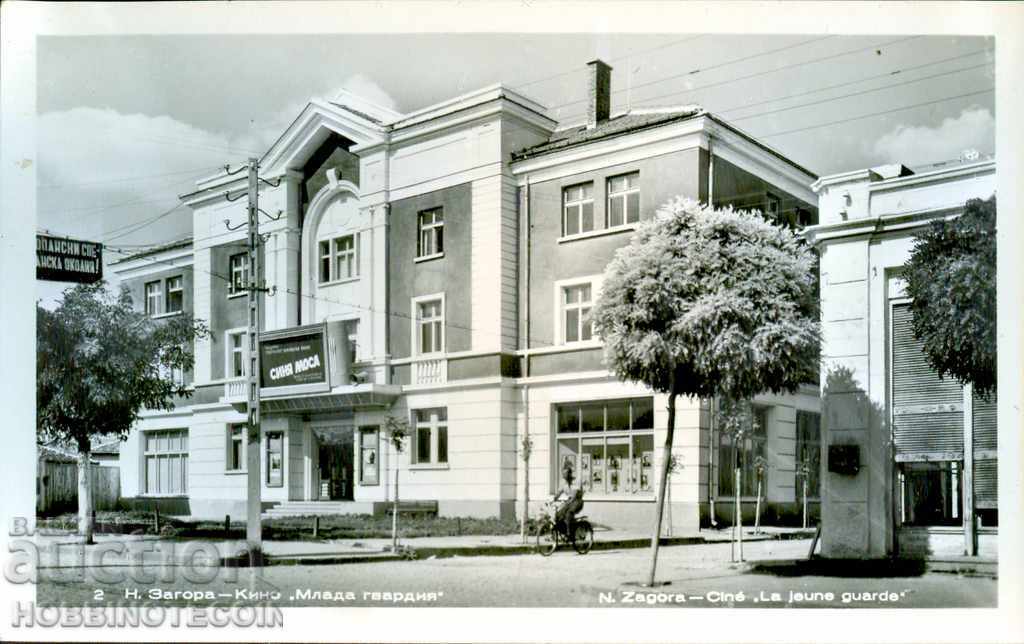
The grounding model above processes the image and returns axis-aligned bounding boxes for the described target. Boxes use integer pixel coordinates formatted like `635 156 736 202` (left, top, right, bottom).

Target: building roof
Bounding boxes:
511 107 705 161
90 438 122 456
110 236 193 265
510 107 818 180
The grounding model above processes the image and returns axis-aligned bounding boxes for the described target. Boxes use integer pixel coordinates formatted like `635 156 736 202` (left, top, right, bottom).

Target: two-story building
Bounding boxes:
112 60 821 532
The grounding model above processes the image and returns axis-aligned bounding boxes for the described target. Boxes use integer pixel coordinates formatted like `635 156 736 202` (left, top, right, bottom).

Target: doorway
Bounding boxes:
315 429 354 501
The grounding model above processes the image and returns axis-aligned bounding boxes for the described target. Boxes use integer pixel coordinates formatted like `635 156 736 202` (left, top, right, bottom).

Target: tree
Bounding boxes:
591 198 819 586
519 433 533 544
904 195 996 398
382 414 409 551
37 282 207 543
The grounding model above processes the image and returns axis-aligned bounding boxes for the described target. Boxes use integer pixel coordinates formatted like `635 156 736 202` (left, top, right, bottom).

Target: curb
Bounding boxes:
222 531 814 567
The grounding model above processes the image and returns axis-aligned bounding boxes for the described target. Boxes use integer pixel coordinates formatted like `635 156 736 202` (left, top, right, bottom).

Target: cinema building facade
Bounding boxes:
112 61 821 531
809 158 997 558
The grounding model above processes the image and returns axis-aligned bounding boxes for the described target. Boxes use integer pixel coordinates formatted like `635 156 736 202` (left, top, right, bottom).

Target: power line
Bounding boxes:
104 245 560 349
104 202 190 243
729 62 991 124
553 35 921 121
511 35 706 91
756 87 994 140
716 48 992 116
37 165 223 190
546 35 837 114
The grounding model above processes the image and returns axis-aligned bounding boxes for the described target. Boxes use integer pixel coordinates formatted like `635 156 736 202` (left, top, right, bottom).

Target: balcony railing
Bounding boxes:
412 358 447 386
224 377 247 400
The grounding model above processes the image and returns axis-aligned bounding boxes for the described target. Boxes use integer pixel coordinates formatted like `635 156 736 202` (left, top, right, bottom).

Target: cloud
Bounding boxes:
870 107 994 168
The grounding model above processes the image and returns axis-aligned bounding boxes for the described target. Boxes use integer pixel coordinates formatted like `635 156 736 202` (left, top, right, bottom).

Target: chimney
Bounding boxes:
586 59 612 130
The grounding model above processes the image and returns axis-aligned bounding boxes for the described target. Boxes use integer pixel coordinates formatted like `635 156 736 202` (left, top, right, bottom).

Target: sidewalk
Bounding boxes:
31 525 815 569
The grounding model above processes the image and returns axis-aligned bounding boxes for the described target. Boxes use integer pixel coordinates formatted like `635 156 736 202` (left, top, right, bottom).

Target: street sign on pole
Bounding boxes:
36 234 103 283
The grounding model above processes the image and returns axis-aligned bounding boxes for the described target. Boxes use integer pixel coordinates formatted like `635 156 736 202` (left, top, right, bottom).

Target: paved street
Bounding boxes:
36 539 996 609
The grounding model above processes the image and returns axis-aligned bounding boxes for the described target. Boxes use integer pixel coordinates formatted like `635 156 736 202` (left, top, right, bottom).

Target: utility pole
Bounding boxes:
245 156 263 562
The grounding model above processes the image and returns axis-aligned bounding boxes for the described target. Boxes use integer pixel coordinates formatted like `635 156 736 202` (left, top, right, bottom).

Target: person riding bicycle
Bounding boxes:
553 462 584 534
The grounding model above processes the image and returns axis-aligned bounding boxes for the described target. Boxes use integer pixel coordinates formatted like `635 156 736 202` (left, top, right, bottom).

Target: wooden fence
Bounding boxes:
37 461 120 515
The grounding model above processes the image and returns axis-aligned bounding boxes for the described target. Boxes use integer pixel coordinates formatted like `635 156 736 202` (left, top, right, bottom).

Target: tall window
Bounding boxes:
342 319 360 364
266 432 283 487
795 411 821 498
413 408 448 465
318 235 358 283
417 208 444 258
416 298 444 354
144 429 188 495
562 283 593 343
718 406 768 497
607 172 640 227
359 426 380 485
227 424 245 471
145 281 162 316
562 183 594 236
229 253 249 295
555 398 655 495
165 276 184 314
227 330 246 378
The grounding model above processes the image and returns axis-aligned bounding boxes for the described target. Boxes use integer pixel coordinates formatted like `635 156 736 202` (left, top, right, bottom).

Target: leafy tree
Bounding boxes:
592 198 819 586
37 282 208 543
904 195 996 398
382 415 409 550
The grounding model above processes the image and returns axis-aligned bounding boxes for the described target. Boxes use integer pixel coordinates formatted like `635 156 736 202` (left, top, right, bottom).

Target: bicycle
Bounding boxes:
533 500 594 556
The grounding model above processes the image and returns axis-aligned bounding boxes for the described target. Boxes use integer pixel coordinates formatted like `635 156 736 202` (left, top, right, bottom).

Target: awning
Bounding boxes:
230 384 402 416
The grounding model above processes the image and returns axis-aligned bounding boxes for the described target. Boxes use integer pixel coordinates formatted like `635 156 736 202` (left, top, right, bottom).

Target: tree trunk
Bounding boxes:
520 447 530 544
754 477 762 534
391 448 399 551
77 442 94 545
802 478 808 529
646 387 676 587
735 468 743 561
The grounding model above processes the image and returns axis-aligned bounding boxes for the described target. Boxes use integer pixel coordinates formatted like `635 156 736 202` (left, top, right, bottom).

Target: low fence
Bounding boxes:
37 461 120 515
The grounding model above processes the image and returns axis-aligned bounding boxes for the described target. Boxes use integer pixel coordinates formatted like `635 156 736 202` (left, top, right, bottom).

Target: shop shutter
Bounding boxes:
972 391 998 508
891 304 963 459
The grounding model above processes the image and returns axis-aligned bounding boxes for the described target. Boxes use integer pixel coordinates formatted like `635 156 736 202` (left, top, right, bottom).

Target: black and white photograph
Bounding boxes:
1 2 1022 642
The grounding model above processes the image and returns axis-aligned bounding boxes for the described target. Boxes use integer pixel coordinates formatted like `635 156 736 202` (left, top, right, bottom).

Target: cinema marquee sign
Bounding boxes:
37 234 103 283
259 323 331 397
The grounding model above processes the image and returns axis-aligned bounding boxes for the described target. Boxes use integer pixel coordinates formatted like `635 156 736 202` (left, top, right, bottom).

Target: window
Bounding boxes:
413 408 448 465
718 406 768 497
342 319 360 364
417 208 444 258
266 432 283 487
555 398 655 495
157 351 186 388
318 234 358 283
334 235 357 280
359 427 380 485
416 298 444 355
165 276 183 314
899 461 962 527
226 330 247 378
607 172 640 227
562 183 594 236
562 283 593 343
795 411 821 498
227 424 245 471
145 281 162 316
144 429 188 495
229 253 249 296
764 193 781 221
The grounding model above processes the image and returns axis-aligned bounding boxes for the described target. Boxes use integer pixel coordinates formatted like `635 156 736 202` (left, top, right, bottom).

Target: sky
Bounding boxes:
35 31 995 305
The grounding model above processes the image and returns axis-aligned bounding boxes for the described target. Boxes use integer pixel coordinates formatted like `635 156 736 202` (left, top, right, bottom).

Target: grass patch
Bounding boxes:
37 511 521 541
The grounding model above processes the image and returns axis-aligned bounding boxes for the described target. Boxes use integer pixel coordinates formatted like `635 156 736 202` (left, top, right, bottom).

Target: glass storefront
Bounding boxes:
554 398 654 496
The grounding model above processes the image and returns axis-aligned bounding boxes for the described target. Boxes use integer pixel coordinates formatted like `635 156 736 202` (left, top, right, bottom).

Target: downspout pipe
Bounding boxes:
707 134 718 528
